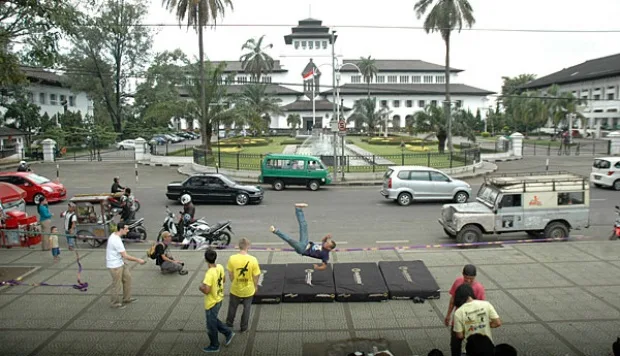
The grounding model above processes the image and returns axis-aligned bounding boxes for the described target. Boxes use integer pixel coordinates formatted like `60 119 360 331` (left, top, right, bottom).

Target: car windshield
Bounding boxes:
383 169 394 179
28 174 50 184
477 184 500 206
219 175 237 186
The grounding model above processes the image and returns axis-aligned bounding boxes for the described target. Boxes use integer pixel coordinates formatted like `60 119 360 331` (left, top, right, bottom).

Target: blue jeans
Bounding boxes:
65 230 76 249
274 207 308 254
205 301 232 348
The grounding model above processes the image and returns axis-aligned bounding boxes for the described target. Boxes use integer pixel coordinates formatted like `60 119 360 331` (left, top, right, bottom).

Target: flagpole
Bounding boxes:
312 73 316 134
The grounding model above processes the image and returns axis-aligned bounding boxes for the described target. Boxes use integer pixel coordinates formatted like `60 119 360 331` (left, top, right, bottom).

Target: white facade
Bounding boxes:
552 77 620 129
24 83 93 118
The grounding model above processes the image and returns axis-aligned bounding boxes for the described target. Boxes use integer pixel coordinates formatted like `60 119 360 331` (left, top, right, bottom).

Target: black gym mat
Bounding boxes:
282 263 335 303
333 262 389 302
378 260 440 300
252 264 286 304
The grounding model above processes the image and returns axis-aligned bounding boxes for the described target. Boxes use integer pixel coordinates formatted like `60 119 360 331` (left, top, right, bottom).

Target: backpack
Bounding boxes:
147 242 163 260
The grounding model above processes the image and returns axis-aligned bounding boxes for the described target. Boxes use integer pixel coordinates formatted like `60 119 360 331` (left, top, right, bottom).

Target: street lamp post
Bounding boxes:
330 30 338 183
335 62 362 180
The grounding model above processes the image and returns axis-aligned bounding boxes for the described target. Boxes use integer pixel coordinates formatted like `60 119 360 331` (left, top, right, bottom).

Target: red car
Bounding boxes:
0 172 67 204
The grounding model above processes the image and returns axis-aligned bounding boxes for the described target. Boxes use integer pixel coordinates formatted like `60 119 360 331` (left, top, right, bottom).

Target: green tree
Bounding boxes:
348 98 389 135
240 35 274 82
414 0 475 153
545 84 583 132
63 0 152 132
1 92 41 147
286 113 301 130
413 105 475 152
500 74 537 115
162 0 234 148
358 56 378 98
232 83 282 131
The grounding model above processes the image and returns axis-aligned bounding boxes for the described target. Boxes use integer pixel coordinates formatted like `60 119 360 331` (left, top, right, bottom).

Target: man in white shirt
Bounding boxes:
106 222 146 309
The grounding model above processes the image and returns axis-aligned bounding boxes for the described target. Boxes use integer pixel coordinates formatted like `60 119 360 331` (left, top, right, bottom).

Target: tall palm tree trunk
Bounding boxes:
197 7 209 151
443 33 452 154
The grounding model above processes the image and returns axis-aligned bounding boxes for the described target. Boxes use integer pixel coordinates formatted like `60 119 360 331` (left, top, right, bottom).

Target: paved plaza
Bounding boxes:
1 240 620 356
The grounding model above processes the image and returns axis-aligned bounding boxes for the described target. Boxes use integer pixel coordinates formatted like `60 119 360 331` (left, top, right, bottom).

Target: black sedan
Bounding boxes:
166 173 264 206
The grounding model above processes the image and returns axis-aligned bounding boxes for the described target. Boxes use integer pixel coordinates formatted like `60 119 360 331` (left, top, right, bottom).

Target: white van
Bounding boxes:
591 157 620 190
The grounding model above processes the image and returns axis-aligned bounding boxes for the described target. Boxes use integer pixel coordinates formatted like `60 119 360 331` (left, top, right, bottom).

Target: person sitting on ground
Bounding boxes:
465 334 495 356
155 232 188 275
453 284 502 354
494 343 517 356
269 203 336 271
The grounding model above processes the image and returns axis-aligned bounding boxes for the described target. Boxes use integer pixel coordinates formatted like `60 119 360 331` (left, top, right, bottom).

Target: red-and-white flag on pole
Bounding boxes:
302 68 316 80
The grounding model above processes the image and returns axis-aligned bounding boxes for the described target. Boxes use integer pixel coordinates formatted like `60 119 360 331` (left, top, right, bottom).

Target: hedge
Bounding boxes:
216 138 272 147
279 139 306 145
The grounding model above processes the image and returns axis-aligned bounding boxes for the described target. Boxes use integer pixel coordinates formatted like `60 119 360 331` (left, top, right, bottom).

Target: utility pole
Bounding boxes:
331 30 338 182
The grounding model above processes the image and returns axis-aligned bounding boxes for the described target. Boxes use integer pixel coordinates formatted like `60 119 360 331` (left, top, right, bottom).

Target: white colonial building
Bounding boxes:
521 53 620 131
184 18 494 131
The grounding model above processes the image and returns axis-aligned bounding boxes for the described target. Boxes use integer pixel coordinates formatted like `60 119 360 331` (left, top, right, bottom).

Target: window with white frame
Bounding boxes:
455 100 462 108
387 75 397 83
309 41 314 49
237 76 247 84
413 76 421 83
431 100 438 106
294 41 300 49
315 41 320 49
69 96 76 107
39 93 46 104
393 100 400 108
418 100 425 107
26 92 34 103
60 94 67 106
406 100 413 108
380 100 388 108
301 41 307 48
261 76 272 83
399 75 409 83
424 75 433 83
322 41 327 49
376 75 385 83
436 75 445 83
50 94 58 105
351 76 362 84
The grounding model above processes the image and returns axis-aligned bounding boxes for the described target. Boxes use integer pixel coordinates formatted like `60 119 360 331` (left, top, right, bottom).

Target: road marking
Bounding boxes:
251 241 349 245
376 240 409 244
590 198 606 201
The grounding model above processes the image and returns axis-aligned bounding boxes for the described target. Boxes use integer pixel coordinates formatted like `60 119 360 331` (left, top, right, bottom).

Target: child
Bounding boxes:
49 226 60 262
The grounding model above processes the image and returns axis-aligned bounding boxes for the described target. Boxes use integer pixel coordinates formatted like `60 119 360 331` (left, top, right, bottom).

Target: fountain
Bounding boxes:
295 132 377 167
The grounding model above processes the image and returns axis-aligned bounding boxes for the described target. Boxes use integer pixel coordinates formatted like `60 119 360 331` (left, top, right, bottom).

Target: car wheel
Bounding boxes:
308 180 320 191
119 146 124 150
235 193 249 206
544 221 569 239
397 192 412 206
273 180 285 191
594 183 602 188
453 191 469 203
33 193 45 205
614 180 620 191
456 225 482 244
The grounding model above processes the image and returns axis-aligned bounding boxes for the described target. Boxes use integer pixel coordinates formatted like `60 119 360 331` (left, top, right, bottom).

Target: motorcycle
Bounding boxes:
124 217 147 241
610 205 620 240
181 220 233 250
108 195 141 215
156 206 211 242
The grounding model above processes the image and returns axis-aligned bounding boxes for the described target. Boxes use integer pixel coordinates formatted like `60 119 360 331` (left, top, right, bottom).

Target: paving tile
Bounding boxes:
278 303 347 330
0 249 38 264
69 296 175 330
0 294 19 308
349 300 441 329
571 241 620 260
508 287 620 321
38 331 150 356
484 290 537 323
399 250 469 266
479 263 572 289
514 243 599 262
161 296 210 331
126 269 196 296
251 331 282 356
7 250 80 268
0 294 96 329
427 266 499 291
26 269 111 295
0 267 63 295
333 250 401 263
0 330 55 356
460 246 537 265
588 286 620 307
145 331 247 356
546 261 620 286
547 320 620 356
491 323 577 356
68 251 108 270
405 327 451 356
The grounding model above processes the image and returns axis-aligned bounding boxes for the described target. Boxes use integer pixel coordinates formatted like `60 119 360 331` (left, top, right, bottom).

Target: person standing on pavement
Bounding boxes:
155 232 188 275
106 222 145 309
200 248 234 353
444 264 486 356
226 237 261 333
62 202 78 251
37 197 53 251
453 284 501 354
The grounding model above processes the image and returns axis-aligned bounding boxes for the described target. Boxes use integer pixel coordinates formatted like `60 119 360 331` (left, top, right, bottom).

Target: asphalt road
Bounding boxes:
16 154 618 250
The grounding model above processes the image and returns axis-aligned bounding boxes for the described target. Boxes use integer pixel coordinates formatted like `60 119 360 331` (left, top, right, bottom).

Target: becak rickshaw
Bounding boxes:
69 194 117 248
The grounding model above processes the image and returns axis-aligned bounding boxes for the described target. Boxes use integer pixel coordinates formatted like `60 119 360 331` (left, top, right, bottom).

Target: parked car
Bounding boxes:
591 157 620 190
176 132 194 140
168 134 185 142
0 182 27 212
166 173 264 206
151 136 167 145
116 139 136 150
380 166 471 206
0 172 67 204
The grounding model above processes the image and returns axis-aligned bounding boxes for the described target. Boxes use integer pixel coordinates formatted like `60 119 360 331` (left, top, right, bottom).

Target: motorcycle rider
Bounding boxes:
120 187 136 223
177 194 195 238
17 161 32 172
111 177 125 194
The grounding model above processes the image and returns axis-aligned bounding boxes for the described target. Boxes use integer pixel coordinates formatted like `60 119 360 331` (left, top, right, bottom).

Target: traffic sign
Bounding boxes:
338 120 346 131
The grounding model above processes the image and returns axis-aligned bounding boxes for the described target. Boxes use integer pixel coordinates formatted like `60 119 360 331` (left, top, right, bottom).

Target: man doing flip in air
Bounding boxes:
270 203 336 270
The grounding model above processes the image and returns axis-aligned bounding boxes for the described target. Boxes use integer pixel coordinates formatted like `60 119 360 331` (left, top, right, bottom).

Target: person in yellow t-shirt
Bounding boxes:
453 284 502 354
225 238 261 333
199 249 234 353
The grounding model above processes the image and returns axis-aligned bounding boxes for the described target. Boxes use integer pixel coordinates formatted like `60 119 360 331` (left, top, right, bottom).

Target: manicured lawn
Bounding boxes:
347 137 440 155
167 137 293 157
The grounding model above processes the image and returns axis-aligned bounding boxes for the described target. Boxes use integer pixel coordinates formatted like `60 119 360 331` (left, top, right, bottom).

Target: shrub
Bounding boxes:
279 139 305 145
219 147 243 153
217 138 271 147
481 132 491 138
405 144 431 152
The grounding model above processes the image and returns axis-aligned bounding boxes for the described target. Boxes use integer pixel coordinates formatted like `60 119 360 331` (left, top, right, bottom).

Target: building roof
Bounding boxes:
179 84 300 98
0 127 27 137
284 18 336 45
322 83 495 96
282 99 351 112
521 53 620 90
339 59 463 73
20 66 64 87
209 60 288 73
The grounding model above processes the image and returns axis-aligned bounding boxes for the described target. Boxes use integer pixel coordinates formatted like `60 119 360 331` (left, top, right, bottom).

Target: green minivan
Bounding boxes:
259 153 332 191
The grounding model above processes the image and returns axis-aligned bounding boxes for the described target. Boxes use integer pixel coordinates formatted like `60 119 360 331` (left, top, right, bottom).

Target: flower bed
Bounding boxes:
217 137 272 147
361 136 439 146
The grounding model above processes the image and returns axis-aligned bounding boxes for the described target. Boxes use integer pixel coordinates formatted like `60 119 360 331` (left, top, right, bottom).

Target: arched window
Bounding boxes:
392 115 401 128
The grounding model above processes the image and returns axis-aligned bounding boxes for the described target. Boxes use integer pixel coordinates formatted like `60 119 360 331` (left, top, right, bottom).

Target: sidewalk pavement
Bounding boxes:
177 161 498 186
1 240 619 356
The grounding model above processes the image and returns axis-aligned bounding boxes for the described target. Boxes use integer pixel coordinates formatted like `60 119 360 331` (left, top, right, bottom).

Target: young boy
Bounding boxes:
199 248 234 353
270 203 336 271
49 226 60 262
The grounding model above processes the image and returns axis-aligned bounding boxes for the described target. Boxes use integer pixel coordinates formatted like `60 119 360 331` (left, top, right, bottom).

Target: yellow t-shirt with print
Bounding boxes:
203 264 225 310
227 253 261 298
453 299 499 353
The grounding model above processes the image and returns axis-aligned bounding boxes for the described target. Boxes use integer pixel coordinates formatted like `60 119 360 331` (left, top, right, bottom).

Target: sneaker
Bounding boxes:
123 298 138 304
295 203 308 208
111 303 126 309
179 270 188 275
225 332 235 346
269 226 276 233
202 346 220 353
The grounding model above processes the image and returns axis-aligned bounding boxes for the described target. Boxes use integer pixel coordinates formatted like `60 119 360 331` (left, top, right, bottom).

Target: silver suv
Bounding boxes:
380 166 472 206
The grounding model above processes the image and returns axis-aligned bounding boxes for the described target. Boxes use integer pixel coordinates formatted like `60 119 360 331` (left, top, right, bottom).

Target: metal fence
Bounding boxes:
521 140 610 156
192 147 481 173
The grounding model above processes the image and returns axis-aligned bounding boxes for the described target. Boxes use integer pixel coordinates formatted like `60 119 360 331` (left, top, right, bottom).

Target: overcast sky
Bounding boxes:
146 0 620 96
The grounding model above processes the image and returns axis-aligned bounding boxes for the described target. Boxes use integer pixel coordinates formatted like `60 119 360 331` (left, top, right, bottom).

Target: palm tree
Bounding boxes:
348 98 389 135
286 113 301 130
232 83 282 132
413 105 474 153
162 0 234 147
358 56 378 98
545 84 583 134
240 35 275 83
414 0 475 153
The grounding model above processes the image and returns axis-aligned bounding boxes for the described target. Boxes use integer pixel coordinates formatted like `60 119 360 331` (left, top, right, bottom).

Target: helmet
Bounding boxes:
180 194 191 205
19 161 26 165
183 213 192 224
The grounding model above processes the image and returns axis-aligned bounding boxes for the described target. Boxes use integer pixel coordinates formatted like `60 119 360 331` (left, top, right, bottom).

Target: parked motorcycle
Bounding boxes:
125 218 147 240
181 220 233 250
156 206 211 242
108 195 141 215
610 205 620 240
